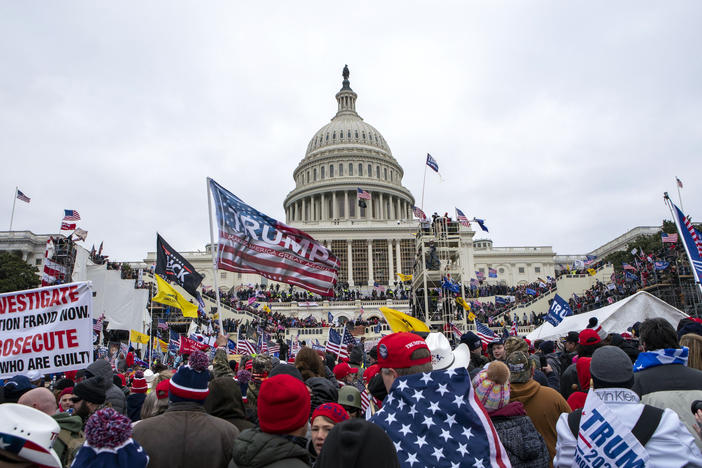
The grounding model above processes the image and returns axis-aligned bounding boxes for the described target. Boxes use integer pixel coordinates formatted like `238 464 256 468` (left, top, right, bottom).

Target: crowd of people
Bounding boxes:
3 313 702 467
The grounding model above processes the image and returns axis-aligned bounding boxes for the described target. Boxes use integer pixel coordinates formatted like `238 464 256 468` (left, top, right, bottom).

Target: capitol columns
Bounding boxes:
344 191 349 220
367 240 374 286
395 240 402 275
346 240 353 286
332 191 338 219
321 193 326 220
387 239 395 284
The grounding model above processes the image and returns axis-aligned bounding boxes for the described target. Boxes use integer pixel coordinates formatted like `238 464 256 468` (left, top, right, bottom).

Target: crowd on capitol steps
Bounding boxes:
2 315 702 467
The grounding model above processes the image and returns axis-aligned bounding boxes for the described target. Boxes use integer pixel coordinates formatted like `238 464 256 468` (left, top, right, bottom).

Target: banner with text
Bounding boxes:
0 282 93 378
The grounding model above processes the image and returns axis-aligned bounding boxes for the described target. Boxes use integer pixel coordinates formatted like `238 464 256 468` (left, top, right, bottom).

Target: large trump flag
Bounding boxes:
208 178 339 296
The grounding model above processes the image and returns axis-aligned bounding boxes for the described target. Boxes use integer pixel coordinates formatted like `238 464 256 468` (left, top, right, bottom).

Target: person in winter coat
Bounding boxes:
538 341 561 376
554 346 702 467
507 351 571 463
472 361 550 467
133 351 239 468
306 376 338 416
559 328 602 400
86 358 127 415
315 419 400 468
632 317 702 450
463 331 489 377
231 374 311 468
558 331 579 373
205 376 255 433
565 357 591 411
126 371 148 422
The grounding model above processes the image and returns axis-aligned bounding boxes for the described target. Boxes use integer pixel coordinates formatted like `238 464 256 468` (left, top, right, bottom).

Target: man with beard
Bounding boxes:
71 376 107 428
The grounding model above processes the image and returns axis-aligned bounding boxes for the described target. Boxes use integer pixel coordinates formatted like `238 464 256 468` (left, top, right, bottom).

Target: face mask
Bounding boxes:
368 373 387 402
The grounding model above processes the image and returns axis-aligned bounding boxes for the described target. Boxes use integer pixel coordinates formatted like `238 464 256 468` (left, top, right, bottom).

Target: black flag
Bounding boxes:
155 234 203 297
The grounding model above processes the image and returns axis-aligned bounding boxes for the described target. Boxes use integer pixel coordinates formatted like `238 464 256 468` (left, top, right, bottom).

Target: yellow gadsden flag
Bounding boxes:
396 273 413 282
130 330 150 345
587 268 597 276
152 274 198 318
379 306 430 333
153 337 168 353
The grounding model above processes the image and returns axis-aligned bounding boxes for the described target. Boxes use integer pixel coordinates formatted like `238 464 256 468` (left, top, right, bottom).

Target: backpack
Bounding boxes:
57 427 85 467
567 404 664 446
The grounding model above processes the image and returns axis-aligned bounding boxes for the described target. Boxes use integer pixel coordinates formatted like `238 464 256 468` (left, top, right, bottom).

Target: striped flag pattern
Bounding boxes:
16 189 30 203
63 209 81 221
412 206 427 221
475 320 499 345
455 208 471 228
325 328 347 359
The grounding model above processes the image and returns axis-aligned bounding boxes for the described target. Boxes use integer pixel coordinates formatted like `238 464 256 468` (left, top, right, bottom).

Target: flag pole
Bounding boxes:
9 187 17 232
206 177 225 333
420 162 427 212
676 177 684 212
664 192 702 298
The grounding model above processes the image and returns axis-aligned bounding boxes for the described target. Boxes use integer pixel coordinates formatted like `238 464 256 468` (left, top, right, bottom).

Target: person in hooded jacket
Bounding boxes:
472 361 550 468
315 419 400 468
306 376 338 417
559 329 601 400
231 374 311 468
85 359 127 415
205 376 255 433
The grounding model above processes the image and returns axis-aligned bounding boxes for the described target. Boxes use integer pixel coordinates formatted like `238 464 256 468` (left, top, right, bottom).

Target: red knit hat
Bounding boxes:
333 362 359 381
579 329 601 346
257 374 310 434
377 332 430 369
311 402 349 425
156 379 170 400
59 387 74 398
131 372 148 394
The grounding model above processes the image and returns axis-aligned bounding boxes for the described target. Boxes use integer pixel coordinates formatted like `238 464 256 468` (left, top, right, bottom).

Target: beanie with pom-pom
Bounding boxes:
471 361 511 411
131 371 148 394
169 350 210 403
71 407 149 468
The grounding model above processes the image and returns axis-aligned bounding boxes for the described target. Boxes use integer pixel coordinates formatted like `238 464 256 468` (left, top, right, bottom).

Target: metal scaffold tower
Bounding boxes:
411 216 474 333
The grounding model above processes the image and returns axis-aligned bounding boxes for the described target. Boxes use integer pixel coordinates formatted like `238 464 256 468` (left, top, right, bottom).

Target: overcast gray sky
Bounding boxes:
2 1 700 261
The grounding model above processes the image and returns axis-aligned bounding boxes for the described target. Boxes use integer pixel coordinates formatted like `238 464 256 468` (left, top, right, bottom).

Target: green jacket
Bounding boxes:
52 412 84 467
230 428 310 468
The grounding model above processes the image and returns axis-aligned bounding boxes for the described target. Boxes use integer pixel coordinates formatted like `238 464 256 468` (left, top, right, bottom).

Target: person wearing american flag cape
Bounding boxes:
370 332 511 467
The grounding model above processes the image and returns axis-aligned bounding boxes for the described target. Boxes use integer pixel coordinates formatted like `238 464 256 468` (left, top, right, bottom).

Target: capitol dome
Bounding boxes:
284 67 415 225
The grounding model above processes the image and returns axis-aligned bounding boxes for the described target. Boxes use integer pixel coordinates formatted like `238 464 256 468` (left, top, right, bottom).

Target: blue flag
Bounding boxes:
441 277 460 294
653 261 669 271
670 201 702 287
546 294 573 327
525 288 537 296
473 218 489 232
625 271 639 281
495 296 508 305
370 368 510 467
328 311 334 323
426 153 439 172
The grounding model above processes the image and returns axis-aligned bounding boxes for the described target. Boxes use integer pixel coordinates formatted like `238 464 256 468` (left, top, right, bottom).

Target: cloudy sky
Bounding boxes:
2 2 700 261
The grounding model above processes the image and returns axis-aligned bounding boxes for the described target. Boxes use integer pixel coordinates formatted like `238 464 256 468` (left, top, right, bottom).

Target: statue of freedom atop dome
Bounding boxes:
342 64 350 80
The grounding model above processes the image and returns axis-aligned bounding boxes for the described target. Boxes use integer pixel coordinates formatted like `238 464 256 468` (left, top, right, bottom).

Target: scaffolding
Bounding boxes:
48 236 77 284
411 217 471 334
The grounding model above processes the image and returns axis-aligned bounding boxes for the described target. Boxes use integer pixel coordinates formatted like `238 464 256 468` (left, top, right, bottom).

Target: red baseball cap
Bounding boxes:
377 332 431 369
363 364 380 383
579 329 601 346
333 362 359 381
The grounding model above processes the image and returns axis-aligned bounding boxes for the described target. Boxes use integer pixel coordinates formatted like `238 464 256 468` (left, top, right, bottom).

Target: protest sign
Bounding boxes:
179 336 210 355
0 282 93 379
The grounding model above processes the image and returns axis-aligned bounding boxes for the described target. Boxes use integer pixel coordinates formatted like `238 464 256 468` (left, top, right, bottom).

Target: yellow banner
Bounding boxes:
468 311 476 321
587 268 597 276
152 274 198 318
379 306 430 333
262 304 271 314
153 337 168 353
130 330 150 344
396 273 413 282
455 297 471 311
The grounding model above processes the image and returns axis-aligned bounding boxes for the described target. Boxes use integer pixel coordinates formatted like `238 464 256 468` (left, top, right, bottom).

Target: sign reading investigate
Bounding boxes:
0 282 93 378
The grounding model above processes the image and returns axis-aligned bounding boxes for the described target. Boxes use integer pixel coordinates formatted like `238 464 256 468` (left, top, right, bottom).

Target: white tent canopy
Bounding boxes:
525 291 688 342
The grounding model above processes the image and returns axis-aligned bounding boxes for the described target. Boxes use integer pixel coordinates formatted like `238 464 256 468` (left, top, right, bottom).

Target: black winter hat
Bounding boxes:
590 346 634 389
306 377 338 413
349 346 363 365
269 363 304 382
460 331 483 351
74 376 107 404
55 377 75 392
566 331 580 344
316 419 400 468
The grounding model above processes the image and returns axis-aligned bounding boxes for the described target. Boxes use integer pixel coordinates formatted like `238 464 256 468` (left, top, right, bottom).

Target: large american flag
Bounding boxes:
325 328 347 359
455 208 471 228
661 232 678 243
370 368 510 467
63 209 81 221
475 320 499 345
412 206 427 221
356 188 371 200
209 179 339 296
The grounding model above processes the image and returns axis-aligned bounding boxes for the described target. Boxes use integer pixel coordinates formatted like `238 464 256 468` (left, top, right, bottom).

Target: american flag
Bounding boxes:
16 189 30 203
237 339 257 355
510 320 518 337
157 319 168 330
269 344 280 355
622 263 637 271
169 331 181 353
488 268 497 278
476 270 485 280
412 206 427 221
475 320 499 345
356 188 371 200
455 208 471 228
342 327 357 348
449 323 463 340
209 178 339 297
60 222 76 231
360 389 371 412
370 368 510 467
258 335 269 354
93 314 105 333
63 209 81 221
677 177 683 188
325 328 347 359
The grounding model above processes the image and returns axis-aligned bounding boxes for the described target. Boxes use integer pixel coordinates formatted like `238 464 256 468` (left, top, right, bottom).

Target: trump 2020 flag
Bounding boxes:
546 293 573 327
208 178 339 296
371 368 510 468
